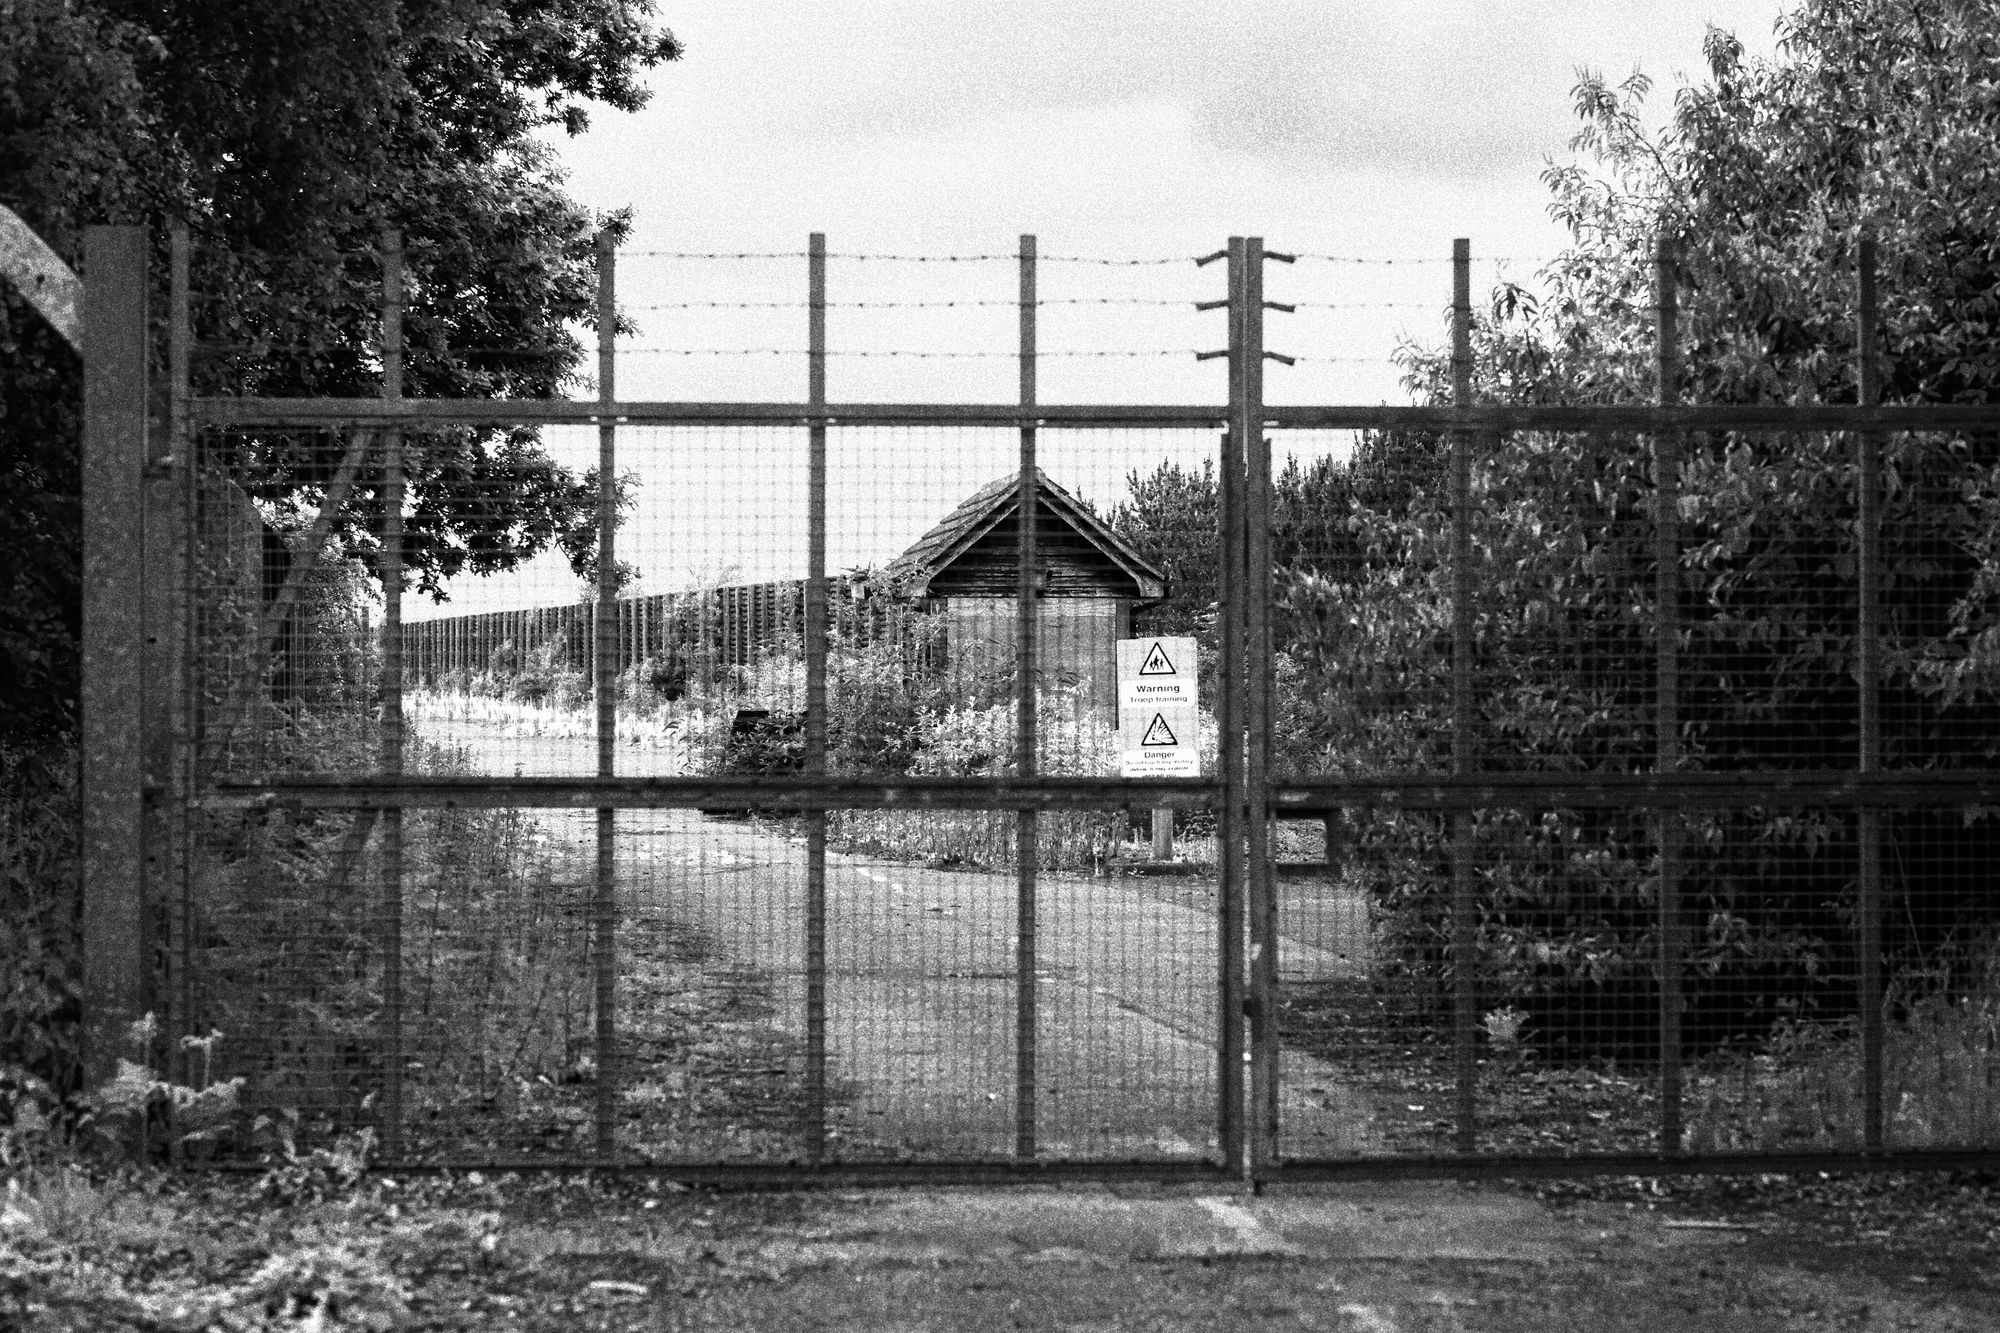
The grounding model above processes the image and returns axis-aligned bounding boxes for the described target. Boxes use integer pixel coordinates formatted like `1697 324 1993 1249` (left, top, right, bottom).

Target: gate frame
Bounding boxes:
77 221 2000 1183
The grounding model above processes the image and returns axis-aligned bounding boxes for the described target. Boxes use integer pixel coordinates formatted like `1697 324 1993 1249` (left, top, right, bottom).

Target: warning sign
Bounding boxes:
1120 707 1197 776
1117 636 1198 778
1116 636 1197 712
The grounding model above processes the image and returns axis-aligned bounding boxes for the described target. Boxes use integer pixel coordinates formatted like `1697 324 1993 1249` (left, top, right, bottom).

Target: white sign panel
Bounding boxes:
1116 635 1198 710
1117 636 1199 778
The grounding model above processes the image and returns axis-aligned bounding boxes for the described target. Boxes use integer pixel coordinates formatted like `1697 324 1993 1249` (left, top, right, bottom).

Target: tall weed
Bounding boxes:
190 711 591 1149
1686 945 2000 1151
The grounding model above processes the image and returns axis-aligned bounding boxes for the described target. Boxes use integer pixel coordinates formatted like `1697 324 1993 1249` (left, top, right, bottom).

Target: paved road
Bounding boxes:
415 711 1377 1160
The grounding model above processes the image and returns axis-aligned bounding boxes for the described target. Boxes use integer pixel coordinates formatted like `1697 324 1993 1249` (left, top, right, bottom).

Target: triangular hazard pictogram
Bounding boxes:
1139 713 1179 747
1138 641 1176 676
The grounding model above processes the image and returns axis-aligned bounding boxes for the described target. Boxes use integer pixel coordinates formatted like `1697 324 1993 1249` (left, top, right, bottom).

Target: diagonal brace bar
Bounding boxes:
208 429 376 752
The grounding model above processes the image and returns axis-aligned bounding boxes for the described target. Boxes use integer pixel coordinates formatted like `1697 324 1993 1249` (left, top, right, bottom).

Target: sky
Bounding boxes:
416 0 1797 618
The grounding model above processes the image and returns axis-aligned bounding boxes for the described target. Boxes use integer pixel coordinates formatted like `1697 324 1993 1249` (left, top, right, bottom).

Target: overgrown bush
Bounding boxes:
497 637 589 710
827 606 951 776
830 684 1135 872
1278 425 2000 1060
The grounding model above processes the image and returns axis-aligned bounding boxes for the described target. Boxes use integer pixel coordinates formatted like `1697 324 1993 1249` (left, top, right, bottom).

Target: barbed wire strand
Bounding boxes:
622 250 1202 265
621 250 1552 265
628 297 1200 311
620 348 1232 359
626 297 1439 312
1294 253 1551 266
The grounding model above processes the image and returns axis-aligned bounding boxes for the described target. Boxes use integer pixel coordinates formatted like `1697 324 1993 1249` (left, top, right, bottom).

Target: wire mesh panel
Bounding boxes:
398 425 806 782
158 224 2000 1183
1267 420 2000 1167
610 805 814 1164
1874 804 2000 1152
800 426 1228 1161
182 401 1242 1167
189 427 387 783
184 798 388 1141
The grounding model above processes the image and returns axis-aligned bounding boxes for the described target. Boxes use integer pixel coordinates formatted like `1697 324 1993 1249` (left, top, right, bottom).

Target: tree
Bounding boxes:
1281 1 2000 1055
1111 435 1445 743
1111 458 1220 640
0 0 682 742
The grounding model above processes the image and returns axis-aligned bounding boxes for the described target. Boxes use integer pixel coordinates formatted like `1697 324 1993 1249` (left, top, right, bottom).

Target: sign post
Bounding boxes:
1117 636 1199 860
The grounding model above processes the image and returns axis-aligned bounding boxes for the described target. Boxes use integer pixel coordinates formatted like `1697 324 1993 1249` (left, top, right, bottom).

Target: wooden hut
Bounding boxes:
885 470 1165 720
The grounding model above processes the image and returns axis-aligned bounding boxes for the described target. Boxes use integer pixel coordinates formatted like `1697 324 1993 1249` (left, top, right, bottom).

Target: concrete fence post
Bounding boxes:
81 224 150 1088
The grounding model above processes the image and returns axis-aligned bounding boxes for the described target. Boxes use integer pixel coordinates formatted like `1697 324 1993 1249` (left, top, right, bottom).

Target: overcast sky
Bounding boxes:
536 0 1800 404
550 0 1792 398
424 1 1798 615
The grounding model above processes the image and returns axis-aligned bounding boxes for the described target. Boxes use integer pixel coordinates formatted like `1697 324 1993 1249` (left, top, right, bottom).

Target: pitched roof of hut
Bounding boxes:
886 469 1166 601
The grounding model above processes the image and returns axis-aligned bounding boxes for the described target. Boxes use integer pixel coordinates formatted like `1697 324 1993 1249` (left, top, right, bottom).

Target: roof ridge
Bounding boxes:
884 470 1165 600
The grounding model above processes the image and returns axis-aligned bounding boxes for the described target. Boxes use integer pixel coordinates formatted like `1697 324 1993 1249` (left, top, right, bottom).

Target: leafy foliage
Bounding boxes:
1111 436 1444 735
0 0 682 742
1138 2 2000 1058
1360 3 2000 1056
1 0 681 1166
1111 458 1220 640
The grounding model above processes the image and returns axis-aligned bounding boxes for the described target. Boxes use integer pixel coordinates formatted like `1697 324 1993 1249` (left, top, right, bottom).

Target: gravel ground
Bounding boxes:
19 1170 1988 1331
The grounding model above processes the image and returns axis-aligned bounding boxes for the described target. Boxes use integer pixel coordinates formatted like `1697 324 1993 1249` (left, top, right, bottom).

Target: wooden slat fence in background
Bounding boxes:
404 579 816 684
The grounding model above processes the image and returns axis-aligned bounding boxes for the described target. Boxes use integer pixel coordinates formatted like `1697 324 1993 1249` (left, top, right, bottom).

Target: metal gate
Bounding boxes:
76 224 2000 1181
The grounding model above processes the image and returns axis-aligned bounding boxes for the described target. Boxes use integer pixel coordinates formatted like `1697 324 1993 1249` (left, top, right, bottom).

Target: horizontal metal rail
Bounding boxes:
190 1158 1240 1186
1274 771 2000 810
179 1148 2000 1186
1269 403 2000 431
1264 1148 2000 1183
190 398 1230 428
189 396 2000 432
193 770 2000 812
195 775 1224 811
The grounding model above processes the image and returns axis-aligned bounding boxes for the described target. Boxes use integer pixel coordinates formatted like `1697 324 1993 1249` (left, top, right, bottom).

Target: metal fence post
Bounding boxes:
1449 238 1478 1154
805 232 829 1161
81 225 149 1093
1015 233 1040 1160
1219 237 1249 1173
166 223 195 1100
1244 237 1279 1175
593 229 619 1161
378 230 407 1160
1856 231 1884 1152
1654 233 1685 1155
